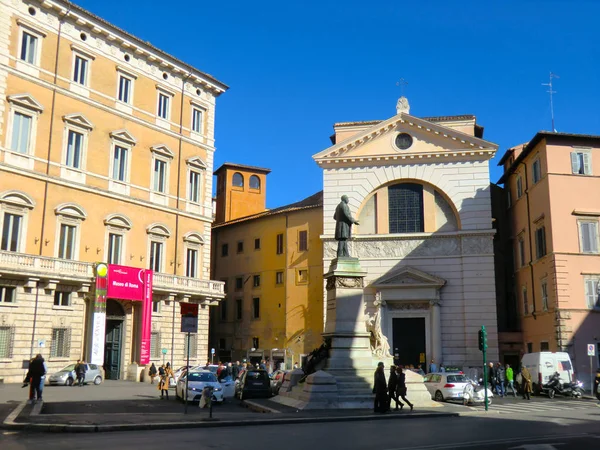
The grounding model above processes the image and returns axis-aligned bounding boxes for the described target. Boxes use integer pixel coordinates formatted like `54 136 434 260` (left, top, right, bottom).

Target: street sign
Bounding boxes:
181 315 198 333
588 344 596 356
161 348 167 355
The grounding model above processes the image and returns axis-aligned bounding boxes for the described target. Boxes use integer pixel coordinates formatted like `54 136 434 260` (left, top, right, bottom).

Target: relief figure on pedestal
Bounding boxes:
365 295 391 358
334 195 359 258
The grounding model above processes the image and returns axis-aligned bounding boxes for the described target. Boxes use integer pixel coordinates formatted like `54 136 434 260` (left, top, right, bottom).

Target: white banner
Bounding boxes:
91 312 106 365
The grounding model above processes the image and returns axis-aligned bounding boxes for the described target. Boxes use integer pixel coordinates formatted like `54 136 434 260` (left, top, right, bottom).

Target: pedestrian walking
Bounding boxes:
232 361 240 379
505 364 517 397
372 361 388 413
487 362 497 394
387 365 400 410
396 366 414 411
496 363 506 397
520 365 533 400
76 360 87 386
28 354 46 403
158 363 173 400
149 363 158 384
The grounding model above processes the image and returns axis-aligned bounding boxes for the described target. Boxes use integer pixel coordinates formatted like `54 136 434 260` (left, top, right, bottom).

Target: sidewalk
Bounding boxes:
0 381 458 432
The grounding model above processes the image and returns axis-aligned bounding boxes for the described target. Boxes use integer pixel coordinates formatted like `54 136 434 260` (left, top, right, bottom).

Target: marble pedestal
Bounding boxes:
274 257 437 409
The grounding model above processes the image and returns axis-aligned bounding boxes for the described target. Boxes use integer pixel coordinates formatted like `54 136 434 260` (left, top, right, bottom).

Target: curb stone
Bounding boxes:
1 402 458 433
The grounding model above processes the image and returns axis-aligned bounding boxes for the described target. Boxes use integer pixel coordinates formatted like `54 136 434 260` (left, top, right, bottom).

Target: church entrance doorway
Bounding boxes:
392 318 426 368
104 299 125 380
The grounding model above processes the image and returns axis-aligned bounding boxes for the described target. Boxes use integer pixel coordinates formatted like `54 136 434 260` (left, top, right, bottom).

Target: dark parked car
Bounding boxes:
235 369 271 400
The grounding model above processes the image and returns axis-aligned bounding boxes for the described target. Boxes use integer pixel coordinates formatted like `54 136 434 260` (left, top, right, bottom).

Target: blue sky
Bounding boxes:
79 0 600 208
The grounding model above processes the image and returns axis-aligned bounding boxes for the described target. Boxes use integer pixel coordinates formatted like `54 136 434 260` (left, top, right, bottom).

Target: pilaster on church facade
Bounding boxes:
314 100 499 370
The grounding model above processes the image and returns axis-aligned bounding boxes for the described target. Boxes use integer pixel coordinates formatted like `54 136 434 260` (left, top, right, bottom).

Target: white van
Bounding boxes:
520 352 575 393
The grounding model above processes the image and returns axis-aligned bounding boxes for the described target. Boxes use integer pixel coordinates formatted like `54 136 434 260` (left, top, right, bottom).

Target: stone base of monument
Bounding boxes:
272 255 439 410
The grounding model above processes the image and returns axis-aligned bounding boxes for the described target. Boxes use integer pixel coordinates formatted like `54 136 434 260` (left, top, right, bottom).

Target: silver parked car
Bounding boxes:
48 363 103 386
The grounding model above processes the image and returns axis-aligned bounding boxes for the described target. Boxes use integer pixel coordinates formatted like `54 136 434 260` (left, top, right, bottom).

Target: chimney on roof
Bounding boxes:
396 96 410 115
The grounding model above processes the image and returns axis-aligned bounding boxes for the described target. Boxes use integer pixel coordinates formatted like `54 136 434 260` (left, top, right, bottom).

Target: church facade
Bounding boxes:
314 99 499 372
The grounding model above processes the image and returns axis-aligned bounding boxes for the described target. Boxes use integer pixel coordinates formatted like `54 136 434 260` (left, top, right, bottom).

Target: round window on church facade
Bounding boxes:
395 133 413 150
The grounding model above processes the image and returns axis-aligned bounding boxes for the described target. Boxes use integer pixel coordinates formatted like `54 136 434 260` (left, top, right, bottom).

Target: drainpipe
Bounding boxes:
521 162 537 320
170 69 193 368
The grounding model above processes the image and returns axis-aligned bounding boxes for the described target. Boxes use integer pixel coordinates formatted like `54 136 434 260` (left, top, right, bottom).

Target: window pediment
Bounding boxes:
109 129 137 146
55 203 86 220
150 144 174 159
104 214 132 230
16 18 47 37
7 94 44 113
147 223 171 238
187 156 207 170
184 232 204 245
63 113 94 130
0 191 36 209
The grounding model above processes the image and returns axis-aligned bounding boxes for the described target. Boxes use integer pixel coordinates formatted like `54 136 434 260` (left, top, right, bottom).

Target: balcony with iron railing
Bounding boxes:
0 250 224 300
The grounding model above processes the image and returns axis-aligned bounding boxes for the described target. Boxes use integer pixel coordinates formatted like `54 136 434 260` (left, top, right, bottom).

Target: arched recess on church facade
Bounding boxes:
355 179 461 235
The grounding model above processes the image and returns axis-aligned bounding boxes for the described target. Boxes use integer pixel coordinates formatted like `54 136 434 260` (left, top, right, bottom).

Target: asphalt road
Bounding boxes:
2 403 600 450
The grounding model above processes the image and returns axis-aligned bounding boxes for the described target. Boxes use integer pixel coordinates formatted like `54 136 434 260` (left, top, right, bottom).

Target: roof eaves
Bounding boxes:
53 0 228 91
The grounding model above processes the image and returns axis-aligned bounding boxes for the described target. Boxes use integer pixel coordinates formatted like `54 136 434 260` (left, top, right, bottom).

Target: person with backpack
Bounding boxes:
149 363 158 384
496 363 506 398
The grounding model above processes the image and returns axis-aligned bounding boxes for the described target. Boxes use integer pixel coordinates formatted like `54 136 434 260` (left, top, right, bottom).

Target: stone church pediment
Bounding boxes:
313 113 497 164
370 266 446 289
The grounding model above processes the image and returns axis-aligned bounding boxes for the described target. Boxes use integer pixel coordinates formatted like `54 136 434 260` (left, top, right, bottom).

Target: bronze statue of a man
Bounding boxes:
333 195 359 258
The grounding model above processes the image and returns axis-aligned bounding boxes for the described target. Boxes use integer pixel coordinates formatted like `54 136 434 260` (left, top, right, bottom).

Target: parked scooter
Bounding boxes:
463 378 493 406
544 371 583 399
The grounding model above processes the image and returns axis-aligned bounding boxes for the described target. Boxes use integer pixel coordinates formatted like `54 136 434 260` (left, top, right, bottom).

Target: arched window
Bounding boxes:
249 175 260 190
183 232 205 278
388 183 424 233
104 214 132 265
54 203 86 260
146 223 171 273
232 172 244 188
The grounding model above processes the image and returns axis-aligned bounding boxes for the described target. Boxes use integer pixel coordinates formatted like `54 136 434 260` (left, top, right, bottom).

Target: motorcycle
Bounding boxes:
543 371 583 399
463 378 493 406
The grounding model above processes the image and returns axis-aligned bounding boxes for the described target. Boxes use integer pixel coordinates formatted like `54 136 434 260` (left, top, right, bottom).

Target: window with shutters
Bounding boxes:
578 220 599 254
276 233 284 255
252 297 260 319
516 175 523 198
541 280 549 311
535 226 547 259
275 271 284 285
53 291 71 307
517 237 526 267
584 277 600 310
183 333 197 358
522 286 529 315
532 158 542 184
540 341 549 351
235 277 243 291
298 230 308 252
150 332 161 358
0 326 15 358
220 300 227 321
50 328 71 358
571 150 592 175
236 298 243 320
1 212 22 252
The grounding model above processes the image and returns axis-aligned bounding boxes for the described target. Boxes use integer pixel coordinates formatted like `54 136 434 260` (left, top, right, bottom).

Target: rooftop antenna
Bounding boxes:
396 78 408 97
542 72 559 132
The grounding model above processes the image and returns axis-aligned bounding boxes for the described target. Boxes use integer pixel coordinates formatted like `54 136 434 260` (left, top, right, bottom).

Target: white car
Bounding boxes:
176 370 224 403
424 372 478 402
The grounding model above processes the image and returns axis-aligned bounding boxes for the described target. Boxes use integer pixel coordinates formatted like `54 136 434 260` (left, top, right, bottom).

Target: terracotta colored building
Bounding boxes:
498 131 600 387
210 163 324 367
0 0 226 382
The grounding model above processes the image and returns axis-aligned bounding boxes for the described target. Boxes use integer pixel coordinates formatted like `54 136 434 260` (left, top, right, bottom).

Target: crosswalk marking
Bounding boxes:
469 400 599 414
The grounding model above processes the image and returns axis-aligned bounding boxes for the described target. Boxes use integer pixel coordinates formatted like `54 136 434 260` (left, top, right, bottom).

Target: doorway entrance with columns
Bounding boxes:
369 266 445 369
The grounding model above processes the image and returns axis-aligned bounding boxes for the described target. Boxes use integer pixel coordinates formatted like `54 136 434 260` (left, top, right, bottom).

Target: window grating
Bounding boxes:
150 332 161 358
50 328 71 358
0 326 14 358
183 333 198 359
388 184 424 233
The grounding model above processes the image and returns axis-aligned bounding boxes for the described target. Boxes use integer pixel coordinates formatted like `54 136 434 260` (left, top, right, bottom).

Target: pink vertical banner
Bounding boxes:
139 270 153 365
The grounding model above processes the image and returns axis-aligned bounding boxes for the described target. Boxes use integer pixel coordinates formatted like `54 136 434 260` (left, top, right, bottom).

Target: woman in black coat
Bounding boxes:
396 367 414 411
372 362 388 413
388 365 400 410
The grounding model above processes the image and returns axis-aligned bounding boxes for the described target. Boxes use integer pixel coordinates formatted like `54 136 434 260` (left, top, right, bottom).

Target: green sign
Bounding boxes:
161 348 168 355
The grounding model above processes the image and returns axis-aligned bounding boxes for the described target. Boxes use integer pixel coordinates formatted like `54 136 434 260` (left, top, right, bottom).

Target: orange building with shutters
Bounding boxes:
498 131 600 388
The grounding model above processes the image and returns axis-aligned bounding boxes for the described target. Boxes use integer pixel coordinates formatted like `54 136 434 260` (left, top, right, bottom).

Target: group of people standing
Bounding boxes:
373 362 414 413
487 361 533 400
148 362 174 399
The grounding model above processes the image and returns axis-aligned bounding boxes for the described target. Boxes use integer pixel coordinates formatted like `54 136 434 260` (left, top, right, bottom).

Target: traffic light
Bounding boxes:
478 326 488 351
